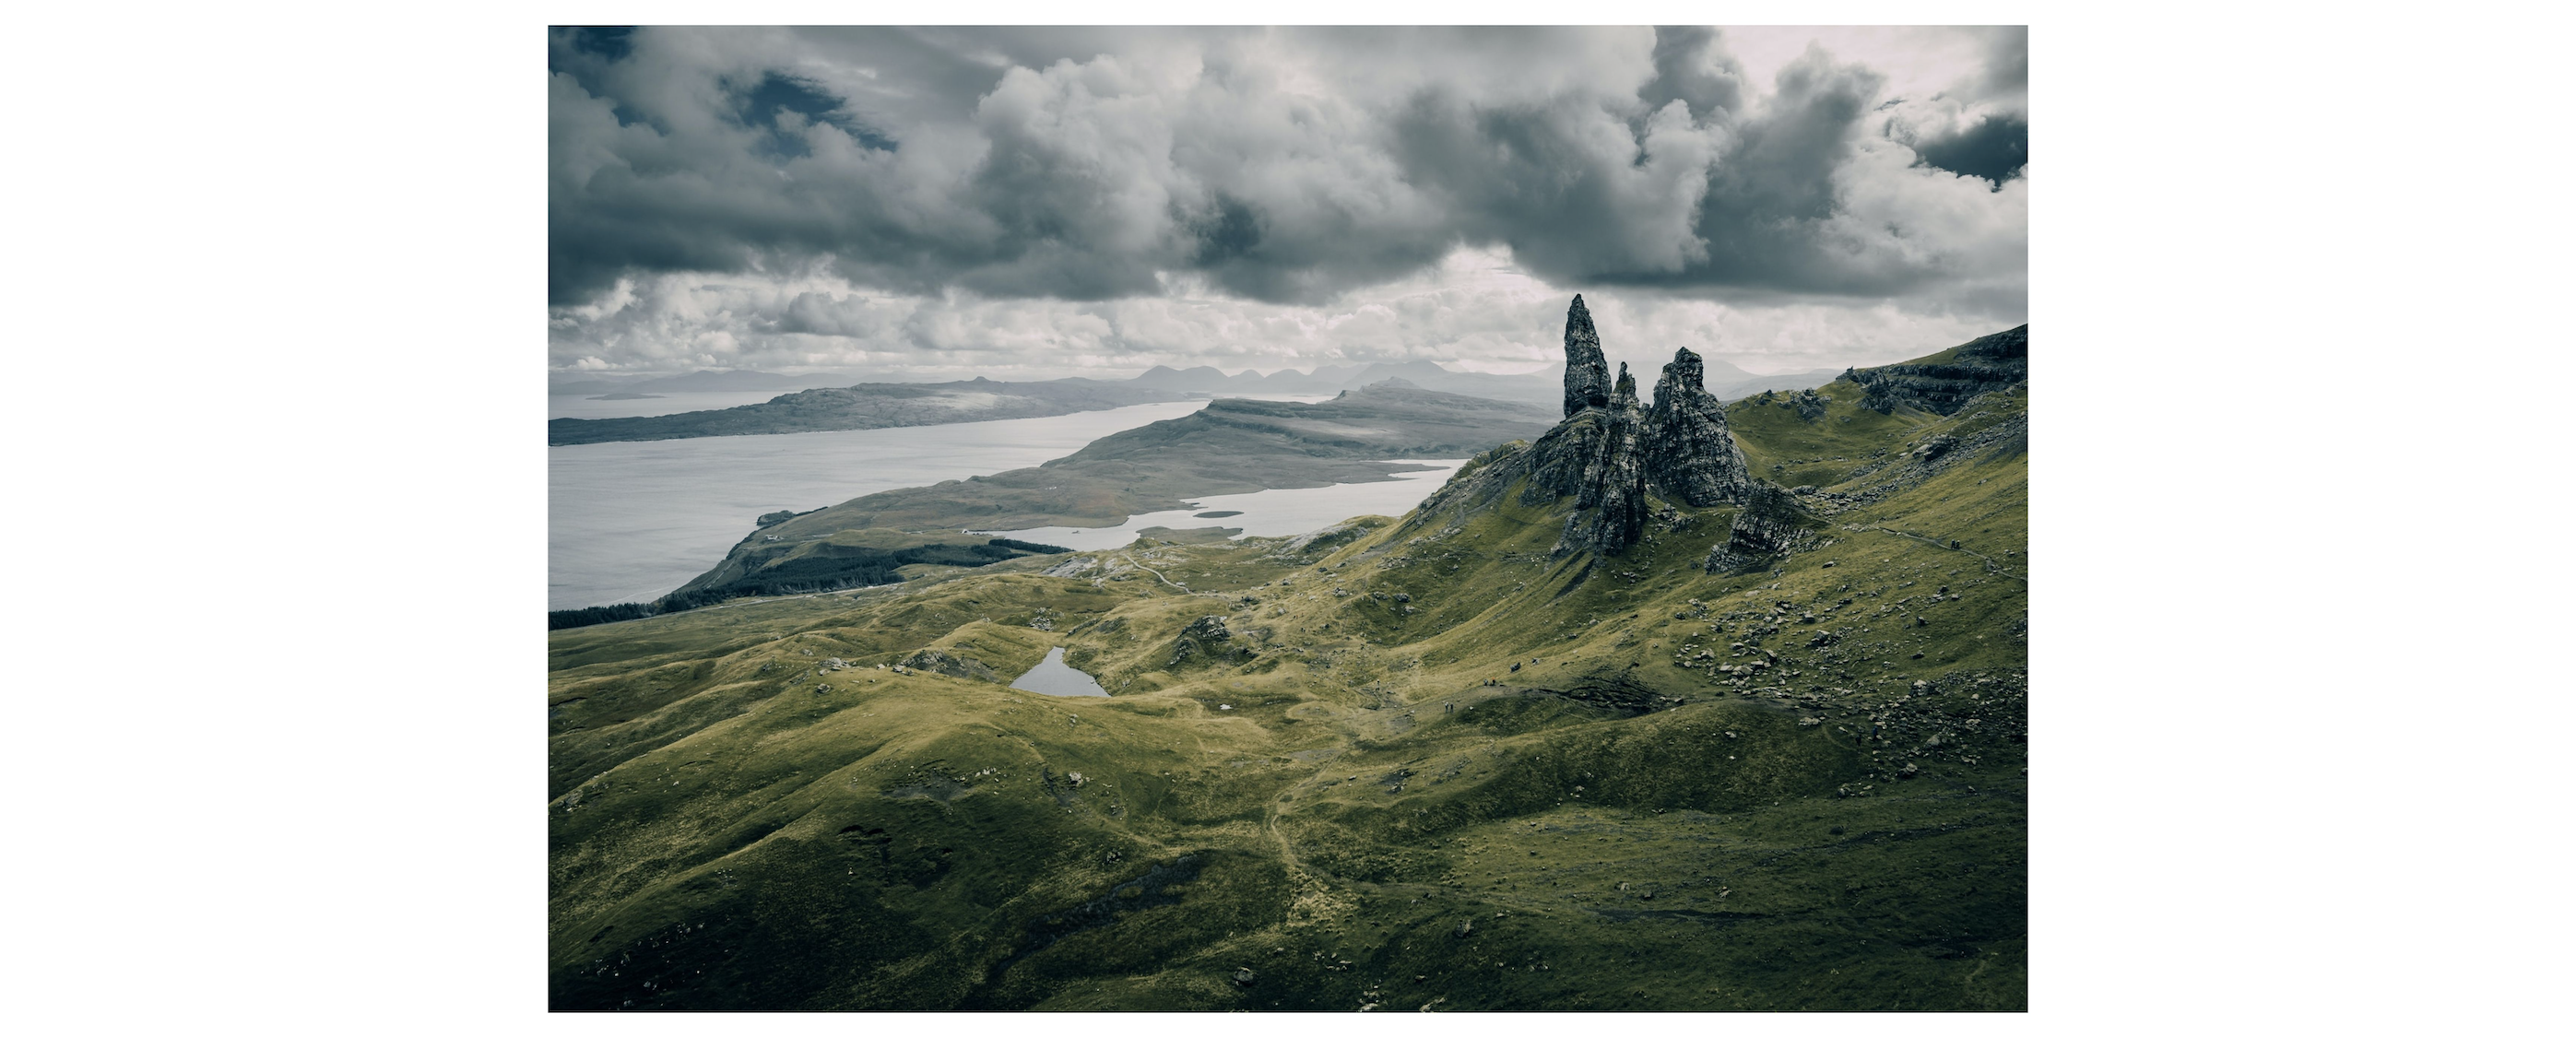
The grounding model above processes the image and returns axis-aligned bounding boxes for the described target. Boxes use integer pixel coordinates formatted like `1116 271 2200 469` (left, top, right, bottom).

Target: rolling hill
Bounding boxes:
546 302 2030 1010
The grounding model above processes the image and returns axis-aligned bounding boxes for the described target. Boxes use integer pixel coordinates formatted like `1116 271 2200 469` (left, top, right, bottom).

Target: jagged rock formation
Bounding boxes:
1514 406 1649 556
1643 348 1756 507
1703 483 1828 574
1560 295 1611 418
1790 388 1828 422
1169 615 1235 667
1405 298 1762 558
1839 324 2028 416
895 647 1002 683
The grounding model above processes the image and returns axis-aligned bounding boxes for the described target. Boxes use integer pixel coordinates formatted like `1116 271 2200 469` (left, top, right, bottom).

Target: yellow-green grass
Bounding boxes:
549 371 2028 1010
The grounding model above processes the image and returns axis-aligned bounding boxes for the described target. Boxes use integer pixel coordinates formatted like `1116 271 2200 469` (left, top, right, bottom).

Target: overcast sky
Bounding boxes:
549 26 2027 381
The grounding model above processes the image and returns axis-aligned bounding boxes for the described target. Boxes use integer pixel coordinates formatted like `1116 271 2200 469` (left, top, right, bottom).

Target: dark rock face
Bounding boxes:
1643 348 1755 508
1790 389 1827 422
1561 294 1612 418
1563 408 1649 555
1704 483 1827 574
1840 324 2027 415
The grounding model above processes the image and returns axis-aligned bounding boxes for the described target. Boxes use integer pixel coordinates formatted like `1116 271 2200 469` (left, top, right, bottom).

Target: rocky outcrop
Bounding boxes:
896 648 1002 683
1169 615 1236 667
1403 298 1770 558
1642 348 1755 507
1839 324 2027 416
1561 295 1612 418
1703 483 1827 574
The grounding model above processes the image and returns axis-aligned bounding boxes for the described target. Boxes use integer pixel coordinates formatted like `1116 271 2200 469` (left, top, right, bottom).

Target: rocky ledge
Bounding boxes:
1837 324 2027 416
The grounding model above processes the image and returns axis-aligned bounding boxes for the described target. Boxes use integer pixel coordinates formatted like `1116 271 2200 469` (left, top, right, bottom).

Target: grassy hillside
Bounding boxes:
548 345 2029 1010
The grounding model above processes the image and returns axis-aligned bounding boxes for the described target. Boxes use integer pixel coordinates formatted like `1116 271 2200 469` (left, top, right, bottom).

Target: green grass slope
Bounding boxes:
549 345 2030 1011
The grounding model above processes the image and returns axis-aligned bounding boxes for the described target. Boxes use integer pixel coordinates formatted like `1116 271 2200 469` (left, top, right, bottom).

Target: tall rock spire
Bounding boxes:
1644 347 1755 507
1561 294 1611 418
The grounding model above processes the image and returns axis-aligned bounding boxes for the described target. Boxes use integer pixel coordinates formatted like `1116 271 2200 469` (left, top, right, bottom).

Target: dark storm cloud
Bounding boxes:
1885 26 2027 187
1911 113 2027 185
549 26 2025 312
1977 26 2029 105
1593 46 1902 293
1637 26 1746 122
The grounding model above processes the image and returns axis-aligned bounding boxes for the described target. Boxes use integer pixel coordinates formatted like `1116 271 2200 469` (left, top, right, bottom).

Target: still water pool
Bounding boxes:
1010 647 1107 697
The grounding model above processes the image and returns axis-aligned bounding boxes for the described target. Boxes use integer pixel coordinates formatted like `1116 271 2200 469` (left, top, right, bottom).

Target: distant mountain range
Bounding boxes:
549 370 874 396
551 359 1838 410
547 378 1196 446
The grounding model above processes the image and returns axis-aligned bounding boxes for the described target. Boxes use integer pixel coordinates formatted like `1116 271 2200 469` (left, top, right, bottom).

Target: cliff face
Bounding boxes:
1839 324 2027 416
1509 406 1650 557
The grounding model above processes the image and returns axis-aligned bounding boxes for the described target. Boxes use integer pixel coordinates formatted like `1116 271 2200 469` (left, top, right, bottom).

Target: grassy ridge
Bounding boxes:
548 356 2029 1010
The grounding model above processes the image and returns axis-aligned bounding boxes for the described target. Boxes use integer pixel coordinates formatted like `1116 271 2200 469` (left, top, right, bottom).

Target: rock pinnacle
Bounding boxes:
1561 294 1610 418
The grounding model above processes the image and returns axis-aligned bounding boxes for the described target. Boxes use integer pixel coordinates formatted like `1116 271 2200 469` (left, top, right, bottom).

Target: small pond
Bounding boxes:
1011 647 1108 697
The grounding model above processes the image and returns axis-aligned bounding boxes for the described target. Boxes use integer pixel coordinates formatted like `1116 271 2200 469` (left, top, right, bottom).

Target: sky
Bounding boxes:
549 26 2028 381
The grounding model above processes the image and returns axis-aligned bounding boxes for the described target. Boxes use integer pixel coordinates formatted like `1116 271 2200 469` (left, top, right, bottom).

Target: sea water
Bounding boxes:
975 460 1470 552
549 402 1216 610
548 395 1359 611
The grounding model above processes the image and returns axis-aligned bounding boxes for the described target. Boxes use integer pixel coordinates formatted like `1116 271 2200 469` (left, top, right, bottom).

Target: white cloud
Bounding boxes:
549 243 2013 380
547 26 2026 379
